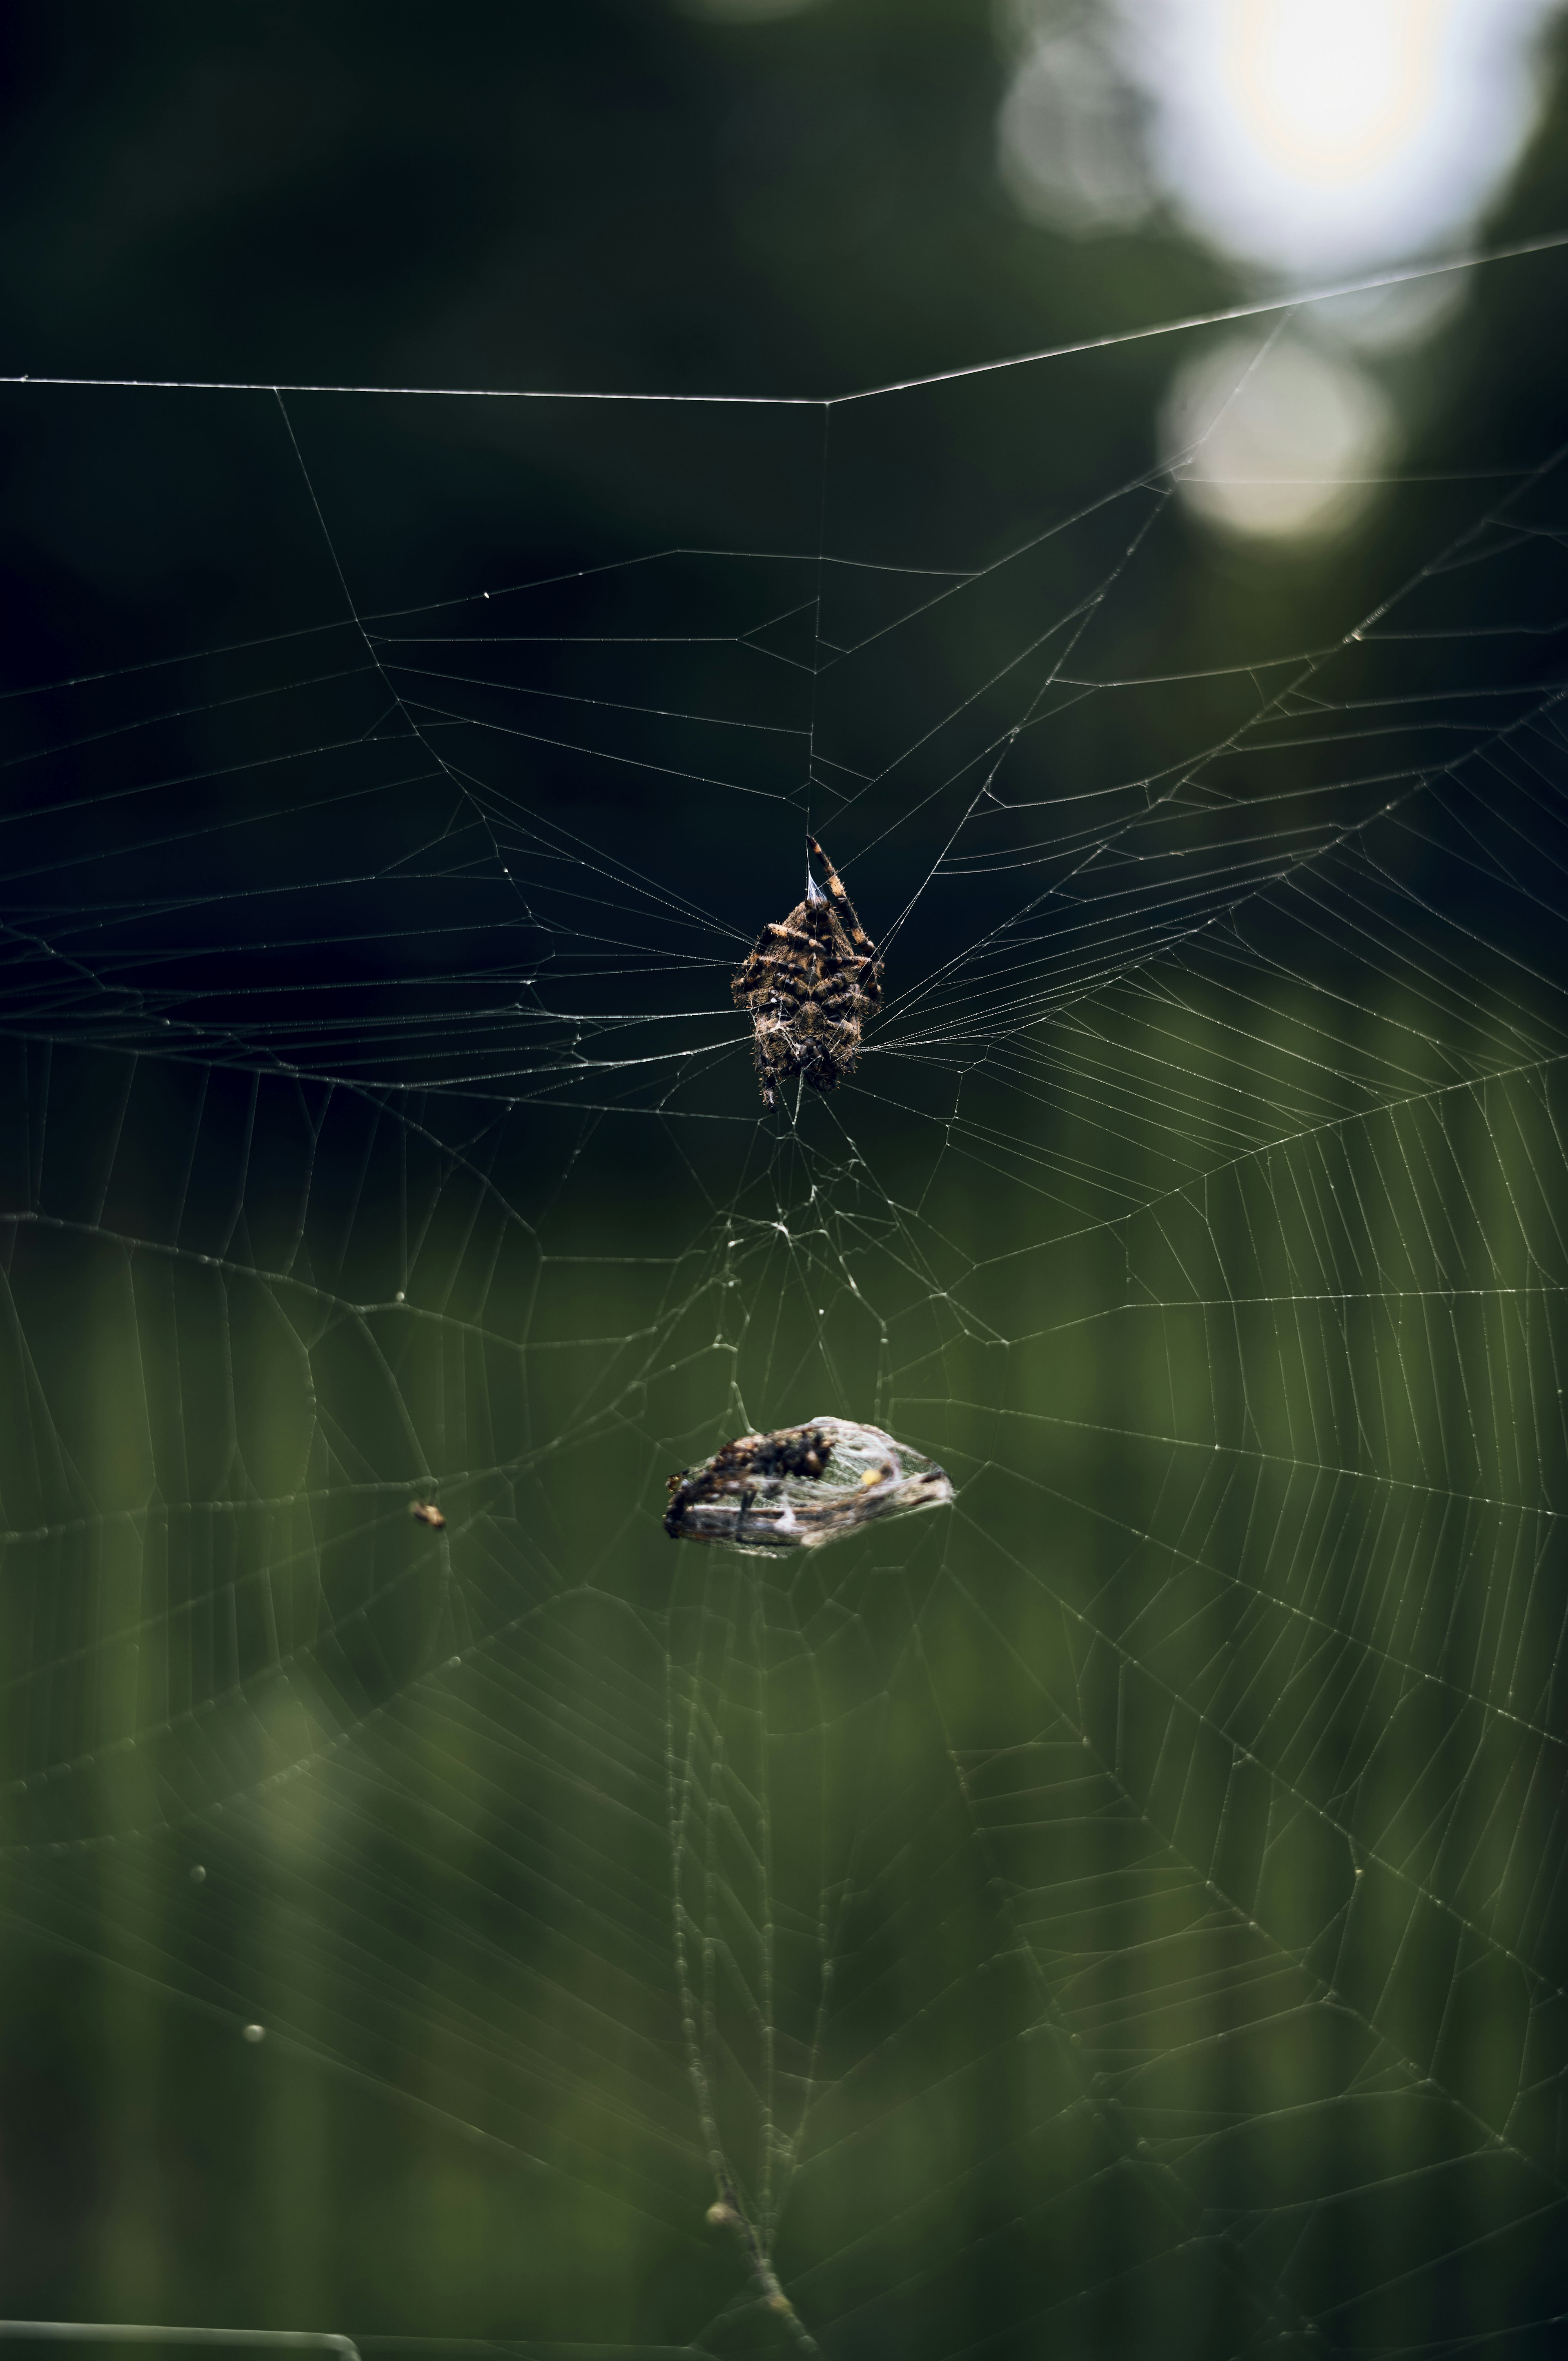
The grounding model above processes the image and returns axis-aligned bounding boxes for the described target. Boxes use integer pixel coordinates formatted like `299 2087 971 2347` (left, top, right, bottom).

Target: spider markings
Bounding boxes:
732 835 882 1106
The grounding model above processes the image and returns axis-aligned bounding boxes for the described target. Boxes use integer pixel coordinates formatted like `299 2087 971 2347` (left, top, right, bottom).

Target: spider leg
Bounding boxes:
806 835 878 961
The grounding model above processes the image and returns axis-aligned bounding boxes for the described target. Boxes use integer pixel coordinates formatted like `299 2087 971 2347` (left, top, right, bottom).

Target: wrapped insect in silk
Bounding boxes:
664 1416 953 1552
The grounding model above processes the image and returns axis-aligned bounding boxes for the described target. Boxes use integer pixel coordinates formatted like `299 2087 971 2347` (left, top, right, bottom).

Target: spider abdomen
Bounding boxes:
732 841 882 1106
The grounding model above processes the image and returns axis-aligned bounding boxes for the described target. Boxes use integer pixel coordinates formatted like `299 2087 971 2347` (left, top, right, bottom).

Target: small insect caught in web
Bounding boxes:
664 1415 952 1552
732 835 882 1106
410 1499 446 1529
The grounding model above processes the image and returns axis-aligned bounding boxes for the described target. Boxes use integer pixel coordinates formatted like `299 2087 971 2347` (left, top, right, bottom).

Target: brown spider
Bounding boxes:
732 835 882 1105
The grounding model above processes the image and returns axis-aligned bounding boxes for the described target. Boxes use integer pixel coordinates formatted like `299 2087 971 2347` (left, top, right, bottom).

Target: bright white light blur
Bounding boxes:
1122 0 1561 278
1310 271 1468 350
1160 333 1398 541
997 0 1561 287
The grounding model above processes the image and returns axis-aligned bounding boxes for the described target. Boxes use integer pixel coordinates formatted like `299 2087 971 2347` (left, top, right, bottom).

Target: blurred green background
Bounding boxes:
2 4 1568 2357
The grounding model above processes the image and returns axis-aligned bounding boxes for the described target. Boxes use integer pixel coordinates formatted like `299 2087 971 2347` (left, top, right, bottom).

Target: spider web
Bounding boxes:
2 244 1568 2360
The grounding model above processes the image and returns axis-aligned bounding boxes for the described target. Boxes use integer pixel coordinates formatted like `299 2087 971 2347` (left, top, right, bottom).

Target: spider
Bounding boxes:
732 835 882 1105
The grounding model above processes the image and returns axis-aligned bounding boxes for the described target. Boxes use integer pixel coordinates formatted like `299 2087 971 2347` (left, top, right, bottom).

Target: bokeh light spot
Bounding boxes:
997 0 1564 286
1160 333 1397 541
